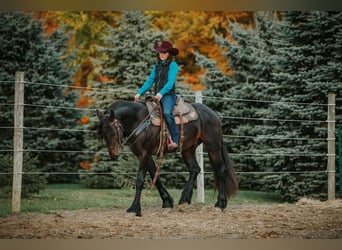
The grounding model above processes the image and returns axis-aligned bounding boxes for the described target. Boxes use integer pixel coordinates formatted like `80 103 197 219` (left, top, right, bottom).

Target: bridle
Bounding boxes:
102 115 124 156
101 110 153 157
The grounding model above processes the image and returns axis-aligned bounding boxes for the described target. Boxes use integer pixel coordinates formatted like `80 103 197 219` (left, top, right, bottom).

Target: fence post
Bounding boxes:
195 91 205 203
338 125 342 192
327 93 335 200
12 72 24 213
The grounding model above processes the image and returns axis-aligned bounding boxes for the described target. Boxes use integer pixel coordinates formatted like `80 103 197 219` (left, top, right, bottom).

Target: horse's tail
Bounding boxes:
214 138 238 198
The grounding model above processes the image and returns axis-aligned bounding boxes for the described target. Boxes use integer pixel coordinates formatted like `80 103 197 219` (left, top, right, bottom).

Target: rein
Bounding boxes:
151 104 165 190
122 107 155 146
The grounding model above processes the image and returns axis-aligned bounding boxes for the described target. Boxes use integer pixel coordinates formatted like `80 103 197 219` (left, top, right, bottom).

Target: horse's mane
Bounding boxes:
97 100 147 143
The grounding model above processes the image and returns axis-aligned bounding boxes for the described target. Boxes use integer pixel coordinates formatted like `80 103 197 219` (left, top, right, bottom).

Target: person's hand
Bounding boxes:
134 94 140 102
154 93 162 102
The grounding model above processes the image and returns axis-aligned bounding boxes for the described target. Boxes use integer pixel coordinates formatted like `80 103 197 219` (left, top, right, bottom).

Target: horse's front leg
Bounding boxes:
146 157 174 208
127 166 147 216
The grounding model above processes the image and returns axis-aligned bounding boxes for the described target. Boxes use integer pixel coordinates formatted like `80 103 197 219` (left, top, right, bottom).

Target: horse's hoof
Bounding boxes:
214 200 227 210
126 207 134 213
162 198 174 208
127 206 141 216
214 205 225 212
178 195 191 205
126 210 142 217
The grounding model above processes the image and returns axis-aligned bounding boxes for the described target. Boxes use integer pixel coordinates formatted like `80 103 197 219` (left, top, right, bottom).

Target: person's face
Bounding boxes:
159 51 169 61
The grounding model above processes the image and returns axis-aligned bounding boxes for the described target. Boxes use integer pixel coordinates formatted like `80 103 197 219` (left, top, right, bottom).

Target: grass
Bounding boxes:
0 184 282 217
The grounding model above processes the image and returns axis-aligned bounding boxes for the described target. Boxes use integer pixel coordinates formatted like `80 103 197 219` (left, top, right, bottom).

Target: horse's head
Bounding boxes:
96 109 123 160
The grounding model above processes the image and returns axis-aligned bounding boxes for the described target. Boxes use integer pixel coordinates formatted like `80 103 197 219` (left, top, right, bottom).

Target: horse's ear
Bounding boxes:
110 110 115 121
96 109 104 119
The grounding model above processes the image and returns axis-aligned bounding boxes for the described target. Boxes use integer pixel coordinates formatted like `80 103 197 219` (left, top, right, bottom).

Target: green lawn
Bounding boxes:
0 184 282 217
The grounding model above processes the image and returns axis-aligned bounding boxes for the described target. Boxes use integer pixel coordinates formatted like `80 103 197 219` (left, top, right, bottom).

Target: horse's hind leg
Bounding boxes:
179 148 201 205
147 158 174 208
207 143 237 210
203 149 226 209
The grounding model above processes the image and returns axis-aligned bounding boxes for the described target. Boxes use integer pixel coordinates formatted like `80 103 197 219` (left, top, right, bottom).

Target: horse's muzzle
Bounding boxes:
110 154 119 161
108 147 120 160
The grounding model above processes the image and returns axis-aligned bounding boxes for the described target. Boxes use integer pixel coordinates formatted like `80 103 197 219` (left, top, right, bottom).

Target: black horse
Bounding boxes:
96 99 238 216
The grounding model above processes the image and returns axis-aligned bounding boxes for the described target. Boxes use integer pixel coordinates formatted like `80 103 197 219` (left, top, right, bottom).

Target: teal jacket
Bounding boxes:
138 61 178 96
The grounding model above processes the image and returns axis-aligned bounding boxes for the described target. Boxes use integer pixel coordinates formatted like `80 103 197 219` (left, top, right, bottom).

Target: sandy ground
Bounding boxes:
1 198 341 239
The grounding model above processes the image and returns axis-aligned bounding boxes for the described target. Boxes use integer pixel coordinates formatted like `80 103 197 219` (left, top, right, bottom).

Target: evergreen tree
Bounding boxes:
196 11 279 189
220 11 278 166
258 11 342 201
195 11 342 201
194 51 232 112
0 12 83 195
0 153 47 197
81 11 169 188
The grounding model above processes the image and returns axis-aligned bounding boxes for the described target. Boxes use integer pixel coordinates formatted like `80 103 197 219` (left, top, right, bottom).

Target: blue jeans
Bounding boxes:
160 94 179 144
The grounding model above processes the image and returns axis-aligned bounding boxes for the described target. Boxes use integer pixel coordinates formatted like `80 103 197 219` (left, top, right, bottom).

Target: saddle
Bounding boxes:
145 95 198 126
144 95 198 153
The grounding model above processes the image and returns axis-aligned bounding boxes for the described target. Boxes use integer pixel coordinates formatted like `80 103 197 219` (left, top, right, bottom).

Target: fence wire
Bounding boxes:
0 79 332 177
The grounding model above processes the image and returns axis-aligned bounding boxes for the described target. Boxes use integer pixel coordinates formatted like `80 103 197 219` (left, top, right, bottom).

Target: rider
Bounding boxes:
134 41 179 150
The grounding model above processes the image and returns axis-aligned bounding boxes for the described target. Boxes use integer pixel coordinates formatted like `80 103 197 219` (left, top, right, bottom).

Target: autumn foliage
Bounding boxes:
35 11 253 99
